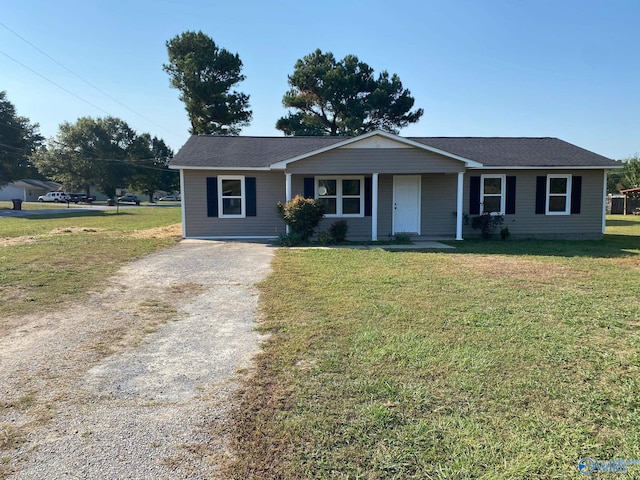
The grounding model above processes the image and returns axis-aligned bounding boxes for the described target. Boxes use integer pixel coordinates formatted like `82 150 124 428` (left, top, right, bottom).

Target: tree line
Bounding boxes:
0 92 177 199
1 30 638 194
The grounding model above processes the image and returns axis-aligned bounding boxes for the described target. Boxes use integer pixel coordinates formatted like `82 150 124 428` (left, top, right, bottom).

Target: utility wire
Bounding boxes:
0 49 112 115
0 22 183 139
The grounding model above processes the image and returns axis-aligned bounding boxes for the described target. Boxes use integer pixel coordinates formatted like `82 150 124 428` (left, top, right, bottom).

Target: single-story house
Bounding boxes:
0 179 61 202
169 130 620 241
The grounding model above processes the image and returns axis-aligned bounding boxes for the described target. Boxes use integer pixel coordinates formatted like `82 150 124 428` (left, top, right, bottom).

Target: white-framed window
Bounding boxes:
480 174 505 214
546 174 572 215
218 175 245 218
316 176 365 217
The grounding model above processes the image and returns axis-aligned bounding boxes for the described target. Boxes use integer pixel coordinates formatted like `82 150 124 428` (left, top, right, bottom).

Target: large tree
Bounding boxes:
127 134 177 202
163 31 252 135
608 155 640 193
33 117 172 199
0 91 43 185
276 49 424 136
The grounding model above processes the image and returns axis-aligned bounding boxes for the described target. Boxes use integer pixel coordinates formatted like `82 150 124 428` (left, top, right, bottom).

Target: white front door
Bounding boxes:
393 175 421 234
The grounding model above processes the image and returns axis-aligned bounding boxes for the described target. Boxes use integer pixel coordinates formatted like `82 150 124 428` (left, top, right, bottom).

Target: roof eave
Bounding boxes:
468 165 622 170
169 165 271 171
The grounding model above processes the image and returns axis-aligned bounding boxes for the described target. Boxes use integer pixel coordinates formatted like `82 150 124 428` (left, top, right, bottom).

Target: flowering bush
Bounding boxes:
276 195 325 243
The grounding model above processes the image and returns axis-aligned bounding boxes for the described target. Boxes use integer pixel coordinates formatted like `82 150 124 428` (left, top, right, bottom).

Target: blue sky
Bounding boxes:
1 0 638 159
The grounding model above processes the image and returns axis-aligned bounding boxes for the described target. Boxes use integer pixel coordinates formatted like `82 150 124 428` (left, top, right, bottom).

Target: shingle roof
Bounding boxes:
170 134 618 169
409 137 617 167
171 135 345 168
10 179 61 190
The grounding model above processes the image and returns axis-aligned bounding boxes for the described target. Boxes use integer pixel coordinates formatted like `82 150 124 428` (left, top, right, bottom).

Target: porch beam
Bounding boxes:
456 171 464 241
372 173 379 241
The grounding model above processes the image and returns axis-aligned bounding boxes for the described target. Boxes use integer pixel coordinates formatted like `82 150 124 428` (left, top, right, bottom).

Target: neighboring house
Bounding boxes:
0 179 61 202
169 130 620 240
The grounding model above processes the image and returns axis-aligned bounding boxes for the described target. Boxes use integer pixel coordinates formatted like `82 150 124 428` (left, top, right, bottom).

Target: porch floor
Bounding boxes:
292 240 454 250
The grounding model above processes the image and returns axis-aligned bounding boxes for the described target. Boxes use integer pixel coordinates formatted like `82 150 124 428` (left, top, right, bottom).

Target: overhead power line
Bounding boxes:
0 48 112 115
0 22 183 139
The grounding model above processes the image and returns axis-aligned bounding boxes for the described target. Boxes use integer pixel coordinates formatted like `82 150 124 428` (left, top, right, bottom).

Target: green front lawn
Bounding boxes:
228 216 640 479
0 207 181 320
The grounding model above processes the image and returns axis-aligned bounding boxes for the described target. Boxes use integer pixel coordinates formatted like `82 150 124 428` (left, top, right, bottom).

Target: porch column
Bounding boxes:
456 171 464 241
285 173 292 234
371 173 379 241
602 171 607 234
285 173 292 201
179 169 186 239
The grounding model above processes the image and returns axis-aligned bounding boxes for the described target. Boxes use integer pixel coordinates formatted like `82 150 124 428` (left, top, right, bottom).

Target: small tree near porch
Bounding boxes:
276 195 325 243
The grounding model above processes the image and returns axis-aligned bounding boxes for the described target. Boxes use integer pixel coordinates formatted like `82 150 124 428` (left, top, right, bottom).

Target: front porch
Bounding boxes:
284 172 467 241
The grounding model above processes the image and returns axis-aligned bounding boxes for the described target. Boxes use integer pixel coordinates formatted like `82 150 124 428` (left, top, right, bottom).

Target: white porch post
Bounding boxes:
372 173 379 241
285 173 292 201
285 173 292 234
179 169 186 239
602 170 607 234
456 171 464 241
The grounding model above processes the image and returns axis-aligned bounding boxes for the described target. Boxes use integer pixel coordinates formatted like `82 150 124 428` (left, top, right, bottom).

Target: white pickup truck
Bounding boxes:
37 191 70 203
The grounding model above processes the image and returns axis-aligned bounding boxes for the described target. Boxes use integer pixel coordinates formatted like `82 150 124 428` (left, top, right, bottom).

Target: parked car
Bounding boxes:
68 193 97 203
37 191 69 203
158 194 181 201
117 194 140 205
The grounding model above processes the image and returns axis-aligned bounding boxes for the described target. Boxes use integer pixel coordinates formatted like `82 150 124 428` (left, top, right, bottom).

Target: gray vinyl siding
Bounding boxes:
286 148 465 174
422 174 458 236
463 169 605 238
293 174 459 240
182 170 286 237
378 175 393 238
290 175 372 239
181 168 606 240
316 216 372 239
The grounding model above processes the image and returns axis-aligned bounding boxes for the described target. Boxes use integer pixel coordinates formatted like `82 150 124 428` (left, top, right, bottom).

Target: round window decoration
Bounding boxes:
318 186 328 196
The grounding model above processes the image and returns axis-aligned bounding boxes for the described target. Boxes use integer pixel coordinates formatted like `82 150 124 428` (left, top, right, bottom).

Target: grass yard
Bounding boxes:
228 216 640 479
0 206 182 320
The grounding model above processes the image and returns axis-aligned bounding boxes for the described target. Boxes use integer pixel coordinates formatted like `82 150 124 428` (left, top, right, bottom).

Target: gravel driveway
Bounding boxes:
0 240 274 479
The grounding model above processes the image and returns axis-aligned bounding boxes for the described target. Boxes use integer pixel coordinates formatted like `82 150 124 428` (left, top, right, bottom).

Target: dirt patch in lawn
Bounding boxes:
131 223 182 239
50 226 103 235
448 254 589 283
0 236 38 247
600 255 640 271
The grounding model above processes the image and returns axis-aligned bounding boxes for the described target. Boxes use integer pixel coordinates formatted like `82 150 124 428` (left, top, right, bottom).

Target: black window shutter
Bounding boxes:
246 177 257 216
535 176 546 214
469 176 480 215
364 177 372 217
571 176 582 214
505 176 516 214
303 177 314 198
206 177 218 217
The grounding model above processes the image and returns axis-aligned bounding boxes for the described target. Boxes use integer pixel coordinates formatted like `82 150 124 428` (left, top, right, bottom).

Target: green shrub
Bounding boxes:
277 232 305 247
471 213 504 239
276 195 325 242
317 231 331 245
500 227 511 241
329 220 348 243
393 233 412 244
